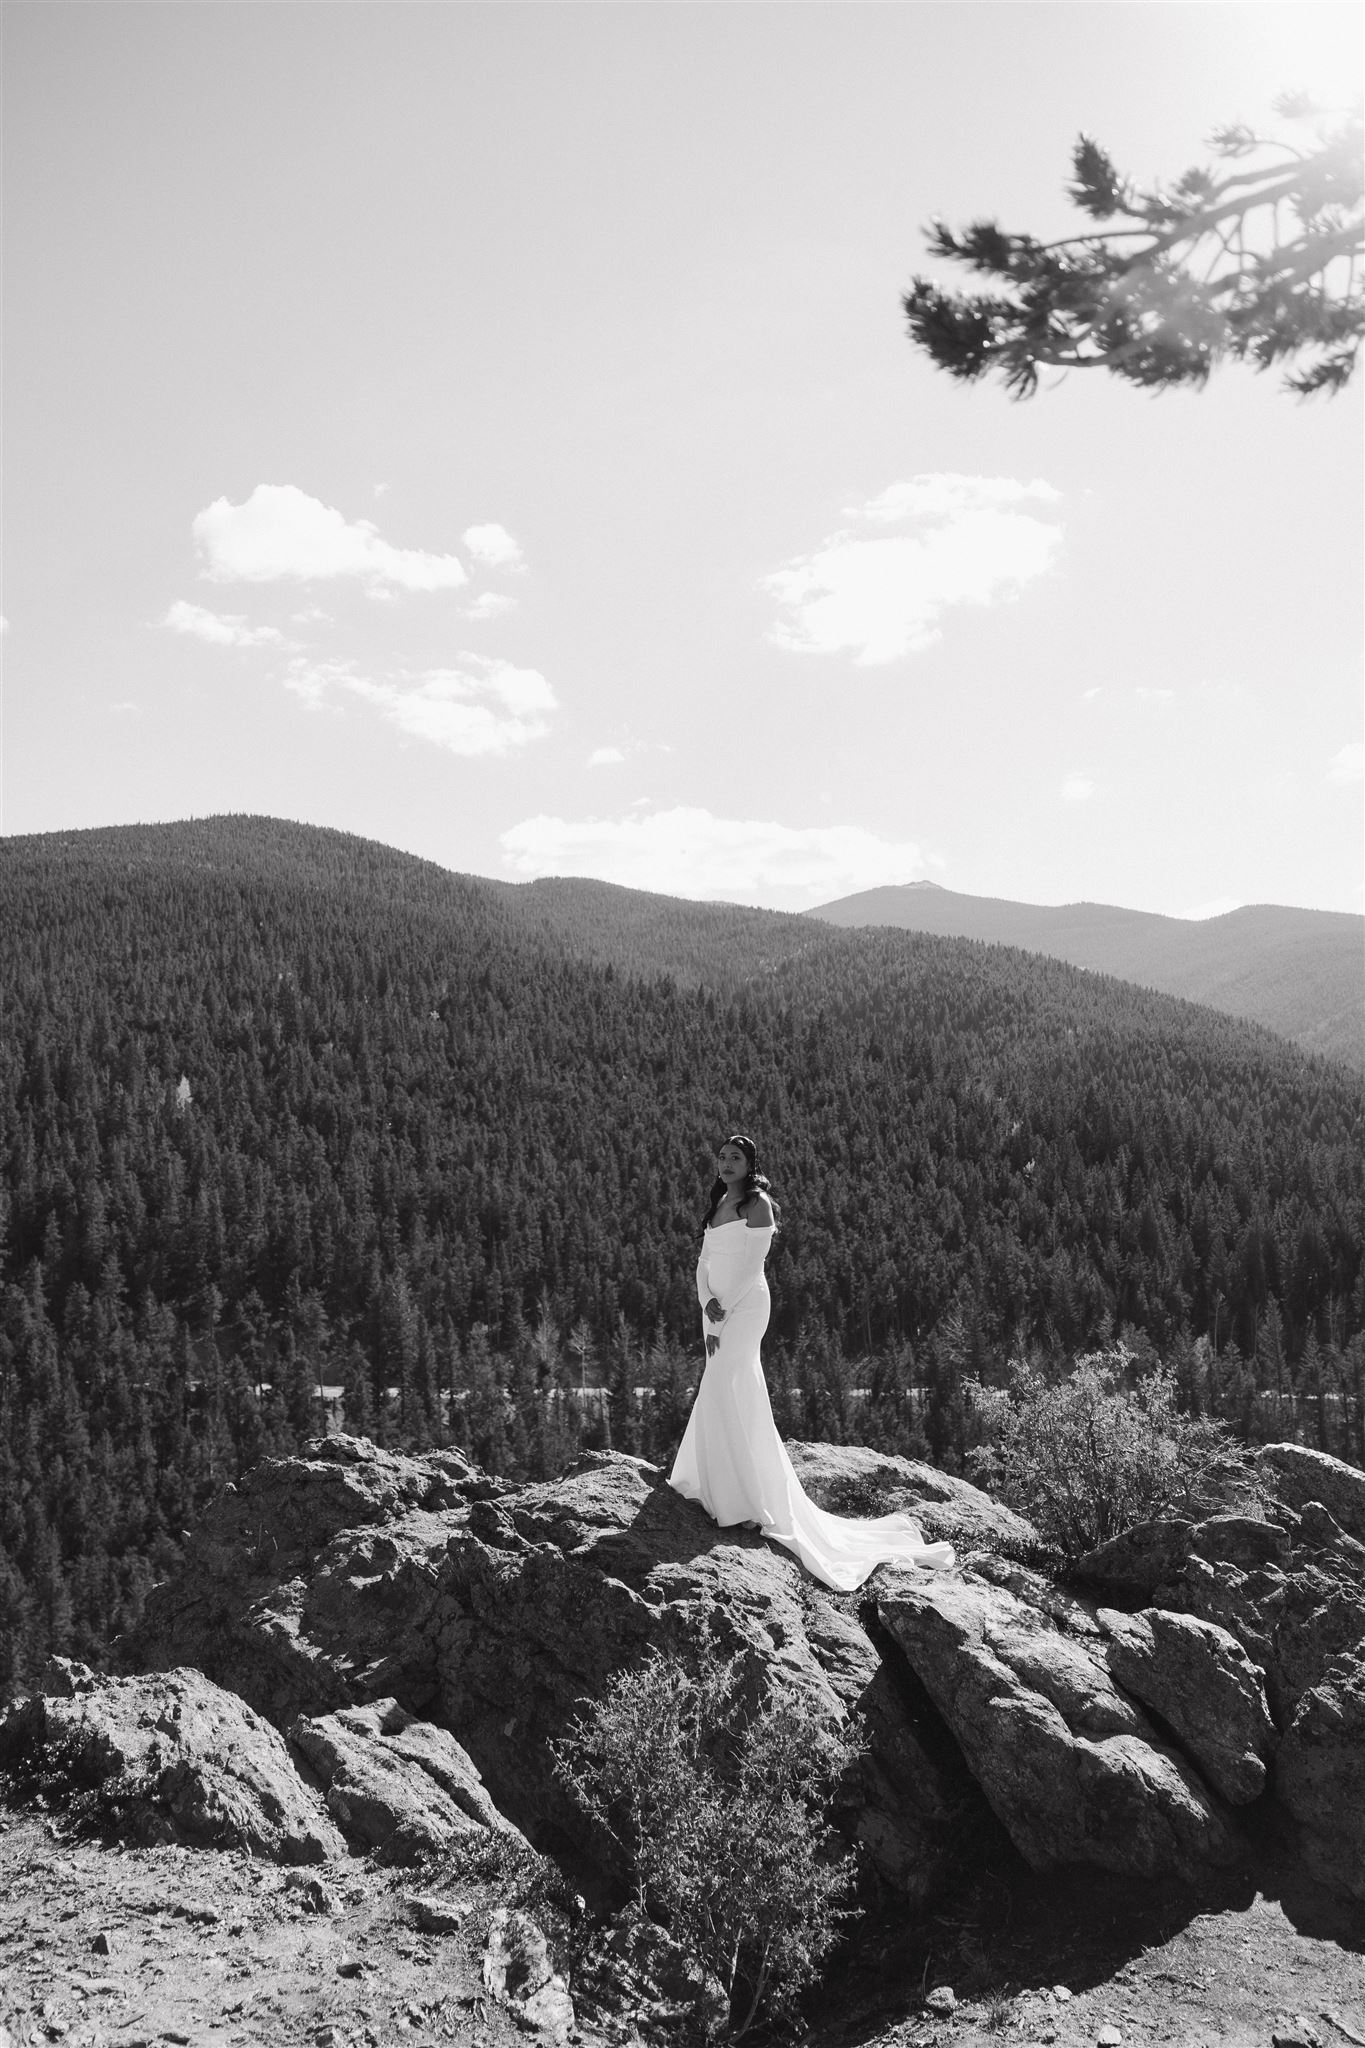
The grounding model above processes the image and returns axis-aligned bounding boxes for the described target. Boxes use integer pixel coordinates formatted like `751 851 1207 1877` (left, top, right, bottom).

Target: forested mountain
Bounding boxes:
2 815 1363 1685
809 882 1365 1073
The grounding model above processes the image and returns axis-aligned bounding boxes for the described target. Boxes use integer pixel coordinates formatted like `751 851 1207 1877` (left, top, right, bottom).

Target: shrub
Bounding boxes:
461 1828 569 1925
966 1346 1247 1559
553 1643 861 2041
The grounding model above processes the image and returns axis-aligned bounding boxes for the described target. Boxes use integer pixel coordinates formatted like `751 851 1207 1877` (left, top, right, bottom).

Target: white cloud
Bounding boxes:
1182 895 1243 921
1081 686 1103 701
0 616 8 635
1136 686 1175 706
465 591 516 621
1196 677 1256 710
162 600 288 649
587 746 626 767
462 523 525 570
110 700 142 716
854 474 1060 522
499 805 927 908
285 654 555 757
1062 775 1095 804
764 473 1063 665
1326 742 1363 785
193 485 468 593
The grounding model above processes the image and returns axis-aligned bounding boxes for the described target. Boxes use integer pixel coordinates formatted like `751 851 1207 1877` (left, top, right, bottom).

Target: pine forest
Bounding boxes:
2 817 1362 1688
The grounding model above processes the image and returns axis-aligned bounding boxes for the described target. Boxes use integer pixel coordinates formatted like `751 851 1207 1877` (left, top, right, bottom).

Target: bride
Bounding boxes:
668 1135 955 1591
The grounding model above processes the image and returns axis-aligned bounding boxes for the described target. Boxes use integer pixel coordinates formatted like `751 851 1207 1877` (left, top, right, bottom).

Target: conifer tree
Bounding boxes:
905 100 1362 396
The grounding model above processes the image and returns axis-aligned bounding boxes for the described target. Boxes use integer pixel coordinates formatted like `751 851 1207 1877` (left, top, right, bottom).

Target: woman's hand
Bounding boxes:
705 1333 720 1356
704 1297 725 1323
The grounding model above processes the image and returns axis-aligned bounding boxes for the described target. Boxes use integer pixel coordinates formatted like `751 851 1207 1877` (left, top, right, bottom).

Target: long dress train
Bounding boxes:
668 1220 955 1592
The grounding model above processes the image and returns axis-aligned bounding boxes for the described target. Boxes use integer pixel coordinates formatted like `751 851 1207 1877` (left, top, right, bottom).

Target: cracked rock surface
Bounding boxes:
108 1433 1365 1912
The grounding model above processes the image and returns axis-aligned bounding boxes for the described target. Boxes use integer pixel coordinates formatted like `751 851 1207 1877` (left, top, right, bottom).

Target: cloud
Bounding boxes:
764 473 1062 665
462 523 525 570
0 616 8 635
499 805 927 908
193 485 468 592
110 701 142 716
1326 742 1363 785
465 591 516 621
1182 896 1243 921
587 746 626 767
1061 775 1095 804
855 475 1060 522
1196 677 1255 710
162 600 288 649
1136 686 1175 706
285 654 555 756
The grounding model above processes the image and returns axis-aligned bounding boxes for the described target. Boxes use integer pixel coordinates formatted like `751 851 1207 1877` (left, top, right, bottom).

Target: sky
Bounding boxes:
3 1 1362 919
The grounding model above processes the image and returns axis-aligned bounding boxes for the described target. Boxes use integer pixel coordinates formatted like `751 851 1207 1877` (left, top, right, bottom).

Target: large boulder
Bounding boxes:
785 1442 1042 1555
1258 1443 1365 1544
1275 1650 1365 1905
1171 1538 1365 1728
1073 1503 1365 1735
0 1663 342 1863
118 1440 974 1906
289 1697 527 1864
1096 1608 1276 1805
119 1436 489 1724
428 1453 963 1903
482 1908 576 2043
1075 1520 1195 1601
878 1576 1236 1881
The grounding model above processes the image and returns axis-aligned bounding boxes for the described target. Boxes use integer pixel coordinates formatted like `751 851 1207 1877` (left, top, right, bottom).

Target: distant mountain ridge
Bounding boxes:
808 883 1364 1073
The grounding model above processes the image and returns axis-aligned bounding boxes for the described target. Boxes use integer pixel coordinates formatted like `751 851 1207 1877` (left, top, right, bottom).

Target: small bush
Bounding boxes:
460 1829 568 1925
553 1643 861 2041
966 1346 1246 1559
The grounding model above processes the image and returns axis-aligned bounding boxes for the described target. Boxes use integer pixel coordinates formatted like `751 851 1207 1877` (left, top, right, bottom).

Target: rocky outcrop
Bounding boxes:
482 1909 576 2042
1076 1520 1194 1600
0 1664 342 1864
1169 1524 1365 1729
119 1438 1026 1906
429 1453 964 1902
118 1436 491 1726
1275 1652 1365 1905
290 1698 526 1864
877 1576 1235 1880
115 1435 1365 1914
1258 1443 1365 1543
1065 1445 1365 1905
1070 1454 1365 1744
1096 1608 1275 1805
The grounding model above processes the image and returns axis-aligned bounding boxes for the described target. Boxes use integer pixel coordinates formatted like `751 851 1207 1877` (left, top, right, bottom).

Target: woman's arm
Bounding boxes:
744 1190 774 1229
712 1217 772 1312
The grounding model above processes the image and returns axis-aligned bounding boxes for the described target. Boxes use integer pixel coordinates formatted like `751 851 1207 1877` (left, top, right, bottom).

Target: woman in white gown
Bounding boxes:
668 1135 955 1592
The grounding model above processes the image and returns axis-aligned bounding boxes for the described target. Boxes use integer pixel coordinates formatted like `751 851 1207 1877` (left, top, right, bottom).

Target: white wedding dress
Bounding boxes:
668 1220 955 1592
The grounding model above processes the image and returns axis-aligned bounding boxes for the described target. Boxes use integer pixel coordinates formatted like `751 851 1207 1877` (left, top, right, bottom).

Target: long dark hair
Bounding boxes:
702 1133 780 1231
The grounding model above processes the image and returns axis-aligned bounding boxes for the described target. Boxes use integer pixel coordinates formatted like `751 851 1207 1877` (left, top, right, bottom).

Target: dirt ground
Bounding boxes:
811 1860 1365 2048
2 1807 1363 2048
0 1808 573 2048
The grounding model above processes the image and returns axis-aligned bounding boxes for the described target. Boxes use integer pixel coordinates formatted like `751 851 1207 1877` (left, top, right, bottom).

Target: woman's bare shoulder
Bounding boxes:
744 1190 774 1228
